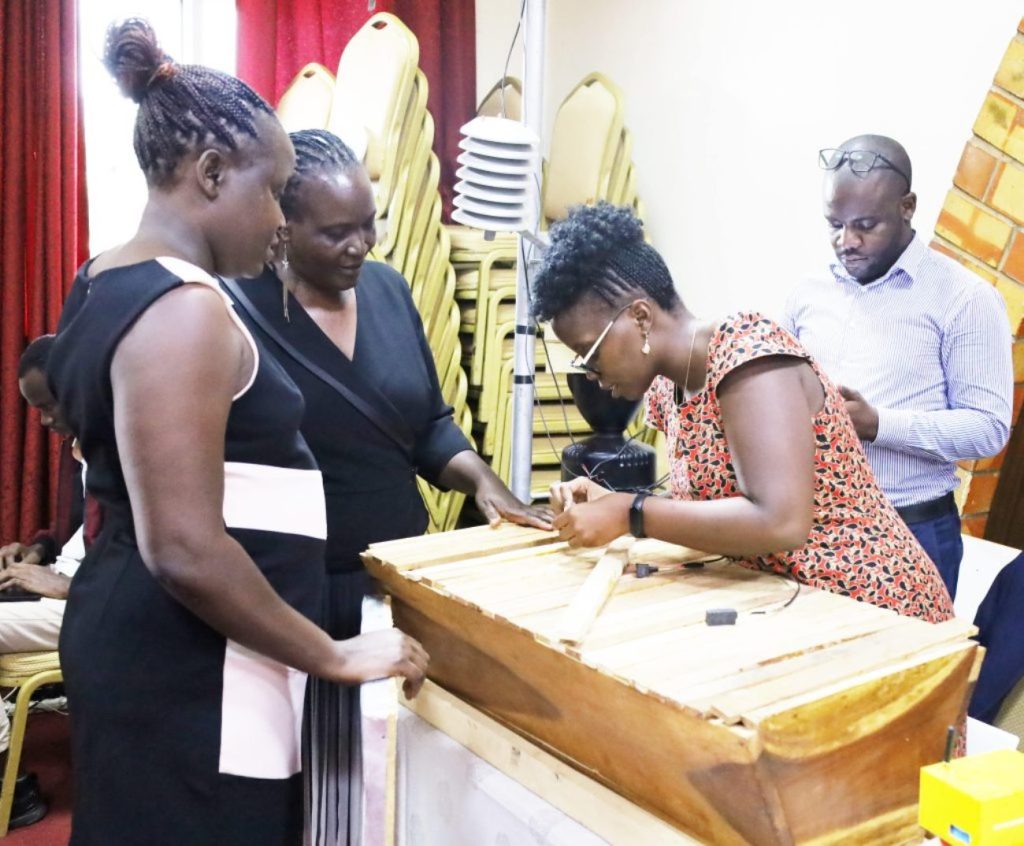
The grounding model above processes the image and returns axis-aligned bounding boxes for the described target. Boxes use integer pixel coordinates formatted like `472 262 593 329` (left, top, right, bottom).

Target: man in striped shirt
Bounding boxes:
784 135 1013 600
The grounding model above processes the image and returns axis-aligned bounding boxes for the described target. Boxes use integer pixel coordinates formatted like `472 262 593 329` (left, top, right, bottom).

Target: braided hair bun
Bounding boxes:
103 18 176 104
532 202 678 321
99 17 275 186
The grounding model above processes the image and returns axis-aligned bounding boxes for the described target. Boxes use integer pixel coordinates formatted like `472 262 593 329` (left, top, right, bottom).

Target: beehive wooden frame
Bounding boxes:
363 524 981 845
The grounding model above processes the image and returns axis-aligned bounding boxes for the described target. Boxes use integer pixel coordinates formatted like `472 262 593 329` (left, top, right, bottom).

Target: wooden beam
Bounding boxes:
402 680 700 845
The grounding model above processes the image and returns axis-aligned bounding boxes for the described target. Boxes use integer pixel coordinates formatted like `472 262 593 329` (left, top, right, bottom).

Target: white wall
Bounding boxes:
476 0 1022 318
80 0 236 255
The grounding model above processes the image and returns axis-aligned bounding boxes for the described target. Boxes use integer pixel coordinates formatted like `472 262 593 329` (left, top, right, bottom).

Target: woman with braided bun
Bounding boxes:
230 128 550 844
48 21 426 845
538 203 954 624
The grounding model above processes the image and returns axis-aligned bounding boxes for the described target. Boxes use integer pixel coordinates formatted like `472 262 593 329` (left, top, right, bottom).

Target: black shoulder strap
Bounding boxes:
222 277 416 458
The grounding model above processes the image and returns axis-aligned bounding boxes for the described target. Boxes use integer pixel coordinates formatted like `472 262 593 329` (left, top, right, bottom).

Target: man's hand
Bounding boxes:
0 562 70 599
0 543 44 569
838 385 879 441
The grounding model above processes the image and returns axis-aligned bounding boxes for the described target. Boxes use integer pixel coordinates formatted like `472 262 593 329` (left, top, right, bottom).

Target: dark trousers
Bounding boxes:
904 508 963 601
970 552 1024 722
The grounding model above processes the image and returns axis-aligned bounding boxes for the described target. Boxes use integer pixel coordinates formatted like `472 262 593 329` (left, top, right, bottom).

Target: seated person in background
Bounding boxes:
539 203 953 625
0 335 82 574
784 136 1013 600
230 128 550 844
0 335 92 829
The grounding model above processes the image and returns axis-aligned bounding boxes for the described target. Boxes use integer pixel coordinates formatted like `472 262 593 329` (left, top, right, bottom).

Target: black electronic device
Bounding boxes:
560 373 657 493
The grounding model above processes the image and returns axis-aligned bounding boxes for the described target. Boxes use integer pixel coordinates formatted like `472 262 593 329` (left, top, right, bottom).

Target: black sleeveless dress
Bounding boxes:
48 257 327 846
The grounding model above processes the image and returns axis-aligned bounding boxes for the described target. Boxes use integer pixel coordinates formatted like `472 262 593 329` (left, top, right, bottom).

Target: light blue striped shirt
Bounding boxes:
783 235 1013 508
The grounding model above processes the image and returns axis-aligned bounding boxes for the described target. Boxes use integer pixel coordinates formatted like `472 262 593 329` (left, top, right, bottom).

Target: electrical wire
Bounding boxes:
499 0 527 119
748 574 802 615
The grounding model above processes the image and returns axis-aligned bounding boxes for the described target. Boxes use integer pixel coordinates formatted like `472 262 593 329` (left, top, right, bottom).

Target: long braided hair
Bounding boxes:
103 18 274 186
531 202 679 322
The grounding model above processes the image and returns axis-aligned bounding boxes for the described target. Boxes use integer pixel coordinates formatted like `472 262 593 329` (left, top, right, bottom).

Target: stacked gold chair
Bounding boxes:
328 13 419 211
328 13 472 532
0 652 62 836
275 62 336 132
453 73 656 498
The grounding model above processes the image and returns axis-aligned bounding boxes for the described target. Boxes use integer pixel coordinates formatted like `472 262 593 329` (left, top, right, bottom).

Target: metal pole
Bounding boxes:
509 0 546 502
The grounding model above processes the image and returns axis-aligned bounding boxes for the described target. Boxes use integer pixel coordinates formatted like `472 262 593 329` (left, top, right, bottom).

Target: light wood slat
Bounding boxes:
575 569 797 651
709 620 975 725
584 590 850 679
615 587 895 675
403 681 700 845
630 610 913 700
453 566 593 607
508 575 685 631
555 549 628 645
418 548 586 589
364 524 558 569
578 582 844 670
742 640 976 732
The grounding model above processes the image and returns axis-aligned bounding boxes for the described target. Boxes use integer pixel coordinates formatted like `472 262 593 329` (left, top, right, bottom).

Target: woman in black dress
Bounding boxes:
47 22 426 846
230 129 549 843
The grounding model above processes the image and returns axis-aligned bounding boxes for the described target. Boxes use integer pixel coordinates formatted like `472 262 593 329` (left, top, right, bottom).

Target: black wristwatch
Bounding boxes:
629 492 651 538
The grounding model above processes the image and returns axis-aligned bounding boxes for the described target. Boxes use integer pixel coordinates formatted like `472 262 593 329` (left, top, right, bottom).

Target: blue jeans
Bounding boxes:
905 510 963 601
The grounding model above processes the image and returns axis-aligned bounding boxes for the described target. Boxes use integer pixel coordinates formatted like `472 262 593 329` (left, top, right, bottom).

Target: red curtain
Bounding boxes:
236 0 476 216
0 0 90 542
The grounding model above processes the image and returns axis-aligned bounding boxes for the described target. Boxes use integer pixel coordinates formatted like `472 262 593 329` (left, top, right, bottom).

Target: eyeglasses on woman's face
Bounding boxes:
569 303 633 374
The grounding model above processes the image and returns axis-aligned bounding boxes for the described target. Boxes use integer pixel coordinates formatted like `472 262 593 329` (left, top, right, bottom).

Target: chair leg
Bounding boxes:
0 670 62 837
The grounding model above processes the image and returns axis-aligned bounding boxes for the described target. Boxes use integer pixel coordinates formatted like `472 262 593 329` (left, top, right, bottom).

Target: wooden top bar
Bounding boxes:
364 525 975 729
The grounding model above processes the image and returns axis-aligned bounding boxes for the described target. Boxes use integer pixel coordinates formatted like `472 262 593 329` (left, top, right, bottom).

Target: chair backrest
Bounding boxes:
276 63 336 132
605 128 633 205
477 77 523 121
328 13 419 179
542 72 625 223
375 70 430 214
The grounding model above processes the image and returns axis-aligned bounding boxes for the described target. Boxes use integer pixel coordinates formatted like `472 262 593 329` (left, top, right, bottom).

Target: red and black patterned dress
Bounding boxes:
646 312 954 623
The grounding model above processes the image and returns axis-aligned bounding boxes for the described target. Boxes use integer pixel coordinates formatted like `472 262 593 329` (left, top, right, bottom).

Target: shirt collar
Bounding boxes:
829 232 923 288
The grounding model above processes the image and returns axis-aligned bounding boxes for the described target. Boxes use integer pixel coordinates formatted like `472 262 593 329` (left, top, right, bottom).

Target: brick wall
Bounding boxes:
932 18 1024 536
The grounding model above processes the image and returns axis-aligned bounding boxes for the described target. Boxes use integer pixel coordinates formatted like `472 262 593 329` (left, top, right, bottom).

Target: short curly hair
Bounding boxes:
531 203 678 322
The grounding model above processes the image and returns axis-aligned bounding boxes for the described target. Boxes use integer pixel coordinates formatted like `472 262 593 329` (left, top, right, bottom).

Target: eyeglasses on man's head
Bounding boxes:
818 148 911 191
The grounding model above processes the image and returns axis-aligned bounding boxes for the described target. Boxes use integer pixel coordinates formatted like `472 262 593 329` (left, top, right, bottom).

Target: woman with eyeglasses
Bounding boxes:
540 202 953 624
229 129 550 844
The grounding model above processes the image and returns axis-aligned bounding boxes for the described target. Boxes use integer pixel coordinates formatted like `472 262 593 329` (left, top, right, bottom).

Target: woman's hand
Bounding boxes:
438 451 552 529
549 477 613 514
331 628 430 699
475 479 553 529
552 491 632 548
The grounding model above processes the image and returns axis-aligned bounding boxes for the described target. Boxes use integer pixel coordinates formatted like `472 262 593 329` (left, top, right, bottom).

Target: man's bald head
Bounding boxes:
821 135 916 284
827 134 912 196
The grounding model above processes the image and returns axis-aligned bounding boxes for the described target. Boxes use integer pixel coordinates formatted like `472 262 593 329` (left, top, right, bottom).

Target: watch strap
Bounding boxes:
629 492 651 538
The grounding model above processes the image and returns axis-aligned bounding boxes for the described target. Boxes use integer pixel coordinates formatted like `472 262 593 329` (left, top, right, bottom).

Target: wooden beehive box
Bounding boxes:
362 524 979 845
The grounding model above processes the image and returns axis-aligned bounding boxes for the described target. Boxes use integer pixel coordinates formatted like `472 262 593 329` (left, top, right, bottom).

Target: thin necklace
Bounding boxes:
675 322 702 406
